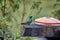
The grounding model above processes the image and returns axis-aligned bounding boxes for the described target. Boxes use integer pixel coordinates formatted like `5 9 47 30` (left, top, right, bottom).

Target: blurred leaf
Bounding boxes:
21 11 26 22
22 11 26 17
53 3 57 7
57 0 60 2
12 4 19 12
17 0 21 2
9 0 15 6
0 0 2 3
9 0 14 3
53 9 60 20
31 1 41 9
55 9 60 15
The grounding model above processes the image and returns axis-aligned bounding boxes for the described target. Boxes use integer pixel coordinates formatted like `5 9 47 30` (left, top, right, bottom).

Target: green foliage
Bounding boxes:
53 9 60 20
0 18 7 29
16 0 21 3
0 0 2 3
25 37 31 40
22 12 25 17
0 17 13 39
22 11 27 22
0 18 7 33
0 0 20 16
56 9 60 14
31 1 41 9
9 0 20 6
53 1 60 8
57 0 60 2
12 3 19 12
53 3 57 8
9 0 14 4
54 9 60 15
8 0 20 12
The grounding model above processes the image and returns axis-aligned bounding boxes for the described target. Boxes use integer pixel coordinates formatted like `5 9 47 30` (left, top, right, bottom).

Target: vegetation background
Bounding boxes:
0 0 60 40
